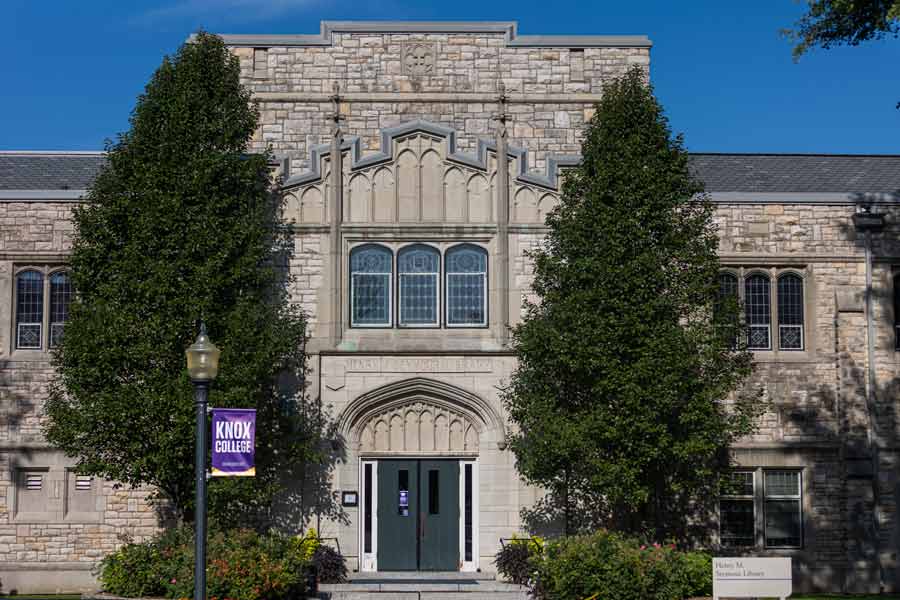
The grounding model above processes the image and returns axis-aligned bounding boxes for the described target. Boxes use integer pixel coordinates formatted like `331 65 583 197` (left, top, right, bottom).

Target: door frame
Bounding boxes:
358 457 479 572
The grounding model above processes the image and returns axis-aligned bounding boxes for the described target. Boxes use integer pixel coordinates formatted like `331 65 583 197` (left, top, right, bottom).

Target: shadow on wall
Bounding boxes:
268 359 350 536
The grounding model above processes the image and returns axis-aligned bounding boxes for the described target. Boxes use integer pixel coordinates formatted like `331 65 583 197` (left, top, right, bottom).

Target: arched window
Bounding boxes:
894 274 900 351
398 245 440 327
777 273 804 350
350 245 393 327
745 273 771 350
445 245 488 327
50 271 73 347
16 270 44 349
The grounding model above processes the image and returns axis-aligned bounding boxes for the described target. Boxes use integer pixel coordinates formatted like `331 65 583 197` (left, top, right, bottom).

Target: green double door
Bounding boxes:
377 459 459 571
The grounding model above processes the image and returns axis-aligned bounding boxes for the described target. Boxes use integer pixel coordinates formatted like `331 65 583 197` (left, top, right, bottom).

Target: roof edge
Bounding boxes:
0 190 87 201
212 20 652 48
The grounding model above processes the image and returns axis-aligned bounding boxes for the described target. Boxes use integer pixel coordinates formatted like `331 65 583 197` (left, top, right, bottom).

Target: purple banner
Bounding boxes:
211 408 256 477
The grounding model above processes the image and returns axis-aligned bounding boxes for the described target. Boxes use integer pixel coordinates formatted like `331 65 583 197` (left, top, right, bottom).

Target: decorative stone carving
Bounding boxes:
358 400 480 453
402 43 436 76
283 120 574 225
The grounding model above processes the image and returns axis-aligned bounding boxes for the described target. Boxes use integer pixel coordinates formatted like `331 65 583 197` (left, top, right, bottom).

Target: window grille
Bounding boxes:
75 475 93 491
744 273 771 350
777 274 804 350
16 270 44 349
446 245 487 326
350 245 393 327
764 470 802 548
25 473 43 490
398 245 439 326
720 471 755 547
50 271 73 347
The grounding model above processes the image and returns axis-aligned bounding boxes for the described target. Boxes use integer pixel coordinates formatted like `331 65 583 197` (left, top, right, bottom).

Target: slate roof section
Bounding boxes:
0 152 106 191
2 150 900 196
689 153 900 194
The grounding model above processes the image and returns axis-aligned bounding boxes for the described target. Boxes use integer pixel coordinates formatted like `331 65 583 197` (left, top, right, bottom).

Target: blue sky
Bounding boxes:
2 0 898 154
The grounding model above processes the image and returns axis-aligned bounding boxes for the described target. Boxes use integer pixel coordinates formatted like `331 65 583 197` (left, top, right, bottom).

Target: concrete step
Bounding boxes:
317 593 527 600
350 571 498 581
317 573 529 599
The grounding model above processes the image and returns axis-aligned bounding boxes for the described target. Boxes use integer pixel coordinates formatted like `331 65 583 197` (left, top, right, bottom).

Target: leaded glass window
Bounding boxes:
446 245 487 327
16 270 43 349
398 245 439 327
50 271 73 348
745 273 771 350
720 471 755 547
350 245 392 327
764 470 802 548
777 274 804 350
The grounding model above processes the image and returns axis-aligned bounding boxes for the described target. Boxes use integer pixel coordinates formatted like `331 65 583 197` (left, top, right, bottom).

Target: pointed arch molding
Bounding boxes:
339 377 506 455
282 119 580 191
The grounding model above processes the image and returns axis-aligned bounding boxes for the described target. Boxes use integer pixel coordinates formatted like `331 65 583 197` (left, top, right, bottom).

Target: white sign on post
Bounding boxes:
713 557 792 600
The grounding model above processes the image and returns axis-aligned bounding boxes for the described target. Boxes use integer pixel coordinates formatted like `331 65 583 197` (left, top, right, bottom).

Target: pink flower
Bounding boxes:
640 545 646 550
653 542 661 548
170 578 177 584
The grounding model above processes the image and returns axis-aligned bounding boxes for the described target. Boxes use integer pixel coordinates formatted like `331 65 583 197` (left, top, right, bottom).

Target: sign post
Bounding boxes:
713 557 792 600
211 408 256 477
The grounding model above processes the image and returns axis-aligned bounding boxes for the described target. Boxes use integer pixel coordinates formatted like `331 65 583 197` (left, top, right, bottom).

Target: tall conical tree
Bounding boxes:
503 67 759 538
45 32 313 524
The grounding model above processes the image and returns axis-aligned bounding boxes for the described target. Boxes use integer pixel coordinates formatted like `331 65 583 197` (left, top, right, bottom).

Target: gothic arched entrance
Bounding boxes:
339 378 504 572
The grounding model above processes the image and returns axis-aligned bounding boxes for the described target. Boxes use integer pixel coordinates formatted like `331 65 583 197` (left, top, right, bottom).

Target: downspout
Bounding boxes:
852 202 884 592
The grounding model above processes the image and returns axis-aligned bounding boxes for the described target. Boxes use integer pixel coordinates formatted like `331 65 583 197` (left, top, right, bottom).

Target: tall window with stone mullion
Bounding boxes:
16 270 44 349
777 274 804 350
398 245 440 327
745 273 771 350
351 245 393 327
50 271 73 347
446 245 487 327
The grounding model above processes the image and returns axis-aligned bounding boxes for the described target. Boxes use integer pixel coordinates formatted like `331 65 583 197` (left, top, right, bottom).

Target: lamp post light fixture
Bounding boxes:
185 322 220 600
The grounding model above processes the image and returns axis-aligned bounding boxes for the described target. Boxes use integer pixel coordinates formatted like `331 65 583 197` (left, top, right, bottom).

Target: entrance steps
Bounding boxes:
317 571 529 600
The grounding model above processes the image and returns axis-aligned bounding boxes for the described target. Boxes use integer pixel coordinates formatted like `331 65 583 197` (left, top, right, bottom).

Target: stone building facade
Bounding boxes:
1 20 899 594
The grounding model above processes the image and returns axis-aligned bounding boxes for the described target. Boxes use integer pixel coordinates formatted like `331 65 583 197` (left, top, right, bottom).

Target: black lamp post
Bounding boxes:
185 322 220 600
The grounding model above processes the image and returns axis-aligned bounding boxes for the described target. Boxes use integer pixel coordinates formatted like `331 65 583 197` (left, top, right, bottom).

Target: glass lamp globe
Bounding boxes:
185 322 221 382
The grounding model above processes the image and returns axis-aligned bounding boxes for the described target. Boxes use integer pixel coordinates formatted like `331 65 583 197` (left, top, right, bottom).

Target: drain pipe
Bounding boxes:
851 201 884 593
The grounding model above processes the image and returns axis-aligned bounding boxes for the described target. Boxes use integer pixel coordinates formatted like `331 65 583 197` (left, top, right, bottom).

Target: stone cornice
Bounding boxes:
215 21 652 48
252 92 605 104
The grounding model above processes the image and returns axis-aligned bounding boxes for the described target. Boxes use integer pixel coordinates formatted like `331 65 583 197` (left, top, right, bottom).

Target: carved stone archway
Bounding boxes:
339 378 505 455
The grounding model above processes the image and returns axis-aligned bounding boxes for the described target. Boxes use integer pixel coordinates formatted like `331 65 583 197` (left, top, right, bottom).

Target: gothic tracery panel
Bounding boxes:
358 400 481 454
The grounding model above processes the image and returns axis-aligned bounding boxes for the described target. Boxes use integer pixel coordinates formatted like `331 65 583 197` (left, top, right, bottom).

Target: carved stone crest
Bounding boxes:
401 42 436 76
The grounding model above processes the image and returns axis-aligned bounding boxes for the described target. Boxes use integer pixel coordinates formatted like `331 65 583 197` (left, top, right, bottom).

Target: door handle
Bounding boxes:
420 511 426 540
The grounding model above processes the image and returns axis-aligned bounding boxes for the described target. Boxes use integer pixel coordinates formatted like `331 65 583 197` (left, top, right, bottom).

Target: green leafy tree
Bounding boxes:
502 67 760 539
785 0 900 58
44 32 313 525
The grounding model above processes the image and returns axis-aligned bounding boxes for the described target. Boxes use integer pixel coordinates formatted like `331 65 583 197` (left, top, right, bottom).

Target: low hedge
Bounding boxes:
98 527 344 600
495 530 712 600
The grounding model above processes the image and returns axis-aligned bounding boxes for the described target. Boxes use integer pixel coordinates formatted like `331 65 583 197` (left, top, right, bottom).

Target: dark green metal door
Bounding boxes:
376 460 418 570
376 460 459 571
419 460 460 570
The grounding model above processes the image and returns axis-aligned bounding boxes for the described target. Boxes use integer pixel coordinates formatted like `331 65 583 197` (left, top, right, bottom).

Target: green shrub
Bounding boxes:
495 536 543 585
678 550 713 597
311 544 348 584
531 530 712 600
98 526 308 600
